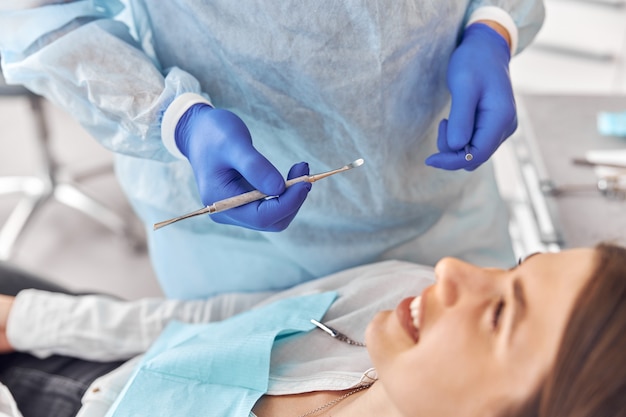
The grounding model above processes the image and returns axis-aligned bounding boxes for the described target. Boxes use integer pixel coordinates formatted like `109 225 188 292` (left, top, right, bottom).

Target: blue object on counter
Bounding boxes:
598 111 626 138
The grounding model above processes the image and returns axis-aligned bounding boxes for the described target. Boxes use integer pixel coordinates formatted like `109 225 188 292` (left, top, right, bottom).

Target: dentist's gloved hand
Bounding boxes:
425 23 517 171
175 104 311 231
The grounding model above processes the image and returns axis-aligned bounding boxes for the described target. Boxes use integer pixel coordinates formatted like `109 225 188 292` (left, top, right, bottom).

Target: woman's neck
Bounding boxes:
253 382 401 417
331 382 400 417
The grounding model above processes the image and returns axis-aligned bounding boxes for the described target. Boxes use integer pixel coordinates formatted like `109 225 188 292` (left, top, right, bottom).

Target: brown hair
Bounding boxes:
505 242 626 417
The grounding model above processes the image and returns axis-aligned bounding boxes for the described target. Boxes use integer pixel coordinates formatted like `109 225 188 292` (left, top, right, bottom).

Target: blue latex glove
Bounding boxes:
425 23 516 171
175 104 311 231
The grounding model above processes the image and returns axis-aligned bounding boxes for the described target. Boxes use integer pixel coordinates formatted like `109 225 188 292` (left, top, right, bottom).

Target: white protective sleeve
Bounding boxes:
6 289 273 361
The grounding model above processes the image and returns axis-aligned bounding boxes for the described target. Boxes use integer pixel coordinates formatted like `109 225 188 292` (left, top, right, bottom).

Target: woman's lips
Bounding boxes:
396 296 420 343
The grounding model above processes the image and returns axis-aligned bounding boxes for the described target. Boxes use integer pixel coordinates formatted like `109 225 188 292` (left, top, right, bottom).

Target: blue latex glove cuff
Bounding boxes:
175 103 214 158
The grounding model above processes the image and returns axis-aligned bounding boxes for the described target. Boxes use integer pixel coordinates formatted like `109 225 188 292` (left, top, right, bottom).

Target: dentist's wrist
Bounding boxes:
466 6 518 54
162 92 213 160
472 20 511 50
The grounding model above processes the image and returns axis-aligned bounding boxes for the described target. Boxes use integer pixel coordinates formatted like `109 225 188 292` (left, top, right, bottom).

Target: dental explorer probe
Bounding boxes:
153 158 365 230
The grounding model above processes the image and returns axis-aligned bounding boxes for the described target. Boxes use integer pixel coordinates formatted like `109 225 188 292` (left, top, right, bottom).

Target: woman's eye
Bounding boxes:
492 298 505 330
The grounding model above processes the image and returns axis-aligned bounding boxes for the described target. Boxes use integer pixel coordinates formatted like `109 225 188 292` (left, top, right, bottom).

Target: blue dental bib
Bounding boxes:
106 291 337 417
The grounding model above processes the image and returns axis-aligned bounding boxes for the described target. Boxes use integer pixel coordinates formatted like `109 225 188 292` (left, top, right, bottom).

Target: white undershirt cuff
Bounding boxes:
466 6 519 55
161 92 213 160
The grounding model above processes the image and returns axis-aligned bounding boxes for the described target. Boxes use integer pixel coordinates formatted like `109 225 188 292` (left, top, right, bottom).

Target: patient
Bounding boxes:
0 243 623 417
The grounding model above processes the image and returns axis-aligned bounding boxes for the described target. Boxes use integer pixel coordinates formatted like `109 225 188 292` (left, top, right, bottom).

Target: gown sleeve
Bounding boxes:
0 0 207 161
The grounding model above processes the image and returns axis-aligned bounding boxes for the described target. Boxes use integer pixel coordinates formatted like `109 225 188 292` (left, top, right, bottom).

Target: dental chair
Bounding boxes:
0 69 143 260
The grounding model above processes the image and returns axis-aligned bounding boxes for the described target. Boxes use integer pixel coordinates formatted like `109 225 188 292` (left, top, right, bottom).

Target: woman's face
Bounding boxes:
365 248 596 417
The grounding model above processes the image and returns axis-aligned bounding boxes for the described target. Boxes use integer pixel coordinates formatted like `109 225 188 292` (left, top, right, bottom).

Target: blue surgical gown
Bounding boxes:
0 0 544 298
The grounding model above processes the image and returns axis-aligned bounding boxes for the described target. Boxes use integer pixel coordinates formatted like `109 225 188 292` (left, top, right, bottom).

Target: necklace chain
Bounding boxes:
296 383 373 417
291 320 372 417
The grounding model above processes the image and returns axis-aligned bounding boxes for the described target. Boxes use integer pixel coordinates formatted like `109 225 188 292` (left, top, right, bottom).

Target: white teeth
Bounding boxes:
410 296 421 330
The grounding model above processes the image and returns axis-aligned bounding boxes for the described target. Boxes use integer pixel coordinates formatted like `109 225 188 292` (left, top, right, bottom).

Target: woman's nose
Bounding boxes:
433 257 500 307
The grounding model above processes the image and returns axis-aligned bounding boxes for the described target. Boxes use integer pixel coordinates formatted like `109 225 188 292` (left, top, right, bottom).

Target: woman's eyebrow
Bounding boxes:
519 252 542 265
510 251 542 271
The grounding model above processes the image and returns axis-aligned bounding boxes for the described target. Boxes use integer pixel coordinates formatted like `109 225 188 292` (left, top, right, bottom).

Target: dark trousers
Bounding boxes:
0 262 125 417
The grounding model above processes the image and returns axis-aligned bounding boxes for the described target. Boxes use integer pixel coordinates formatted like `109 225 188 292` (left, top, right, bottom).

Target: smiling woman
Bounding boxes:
0 244 623 417
504 243 626 417
364 246 623 417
